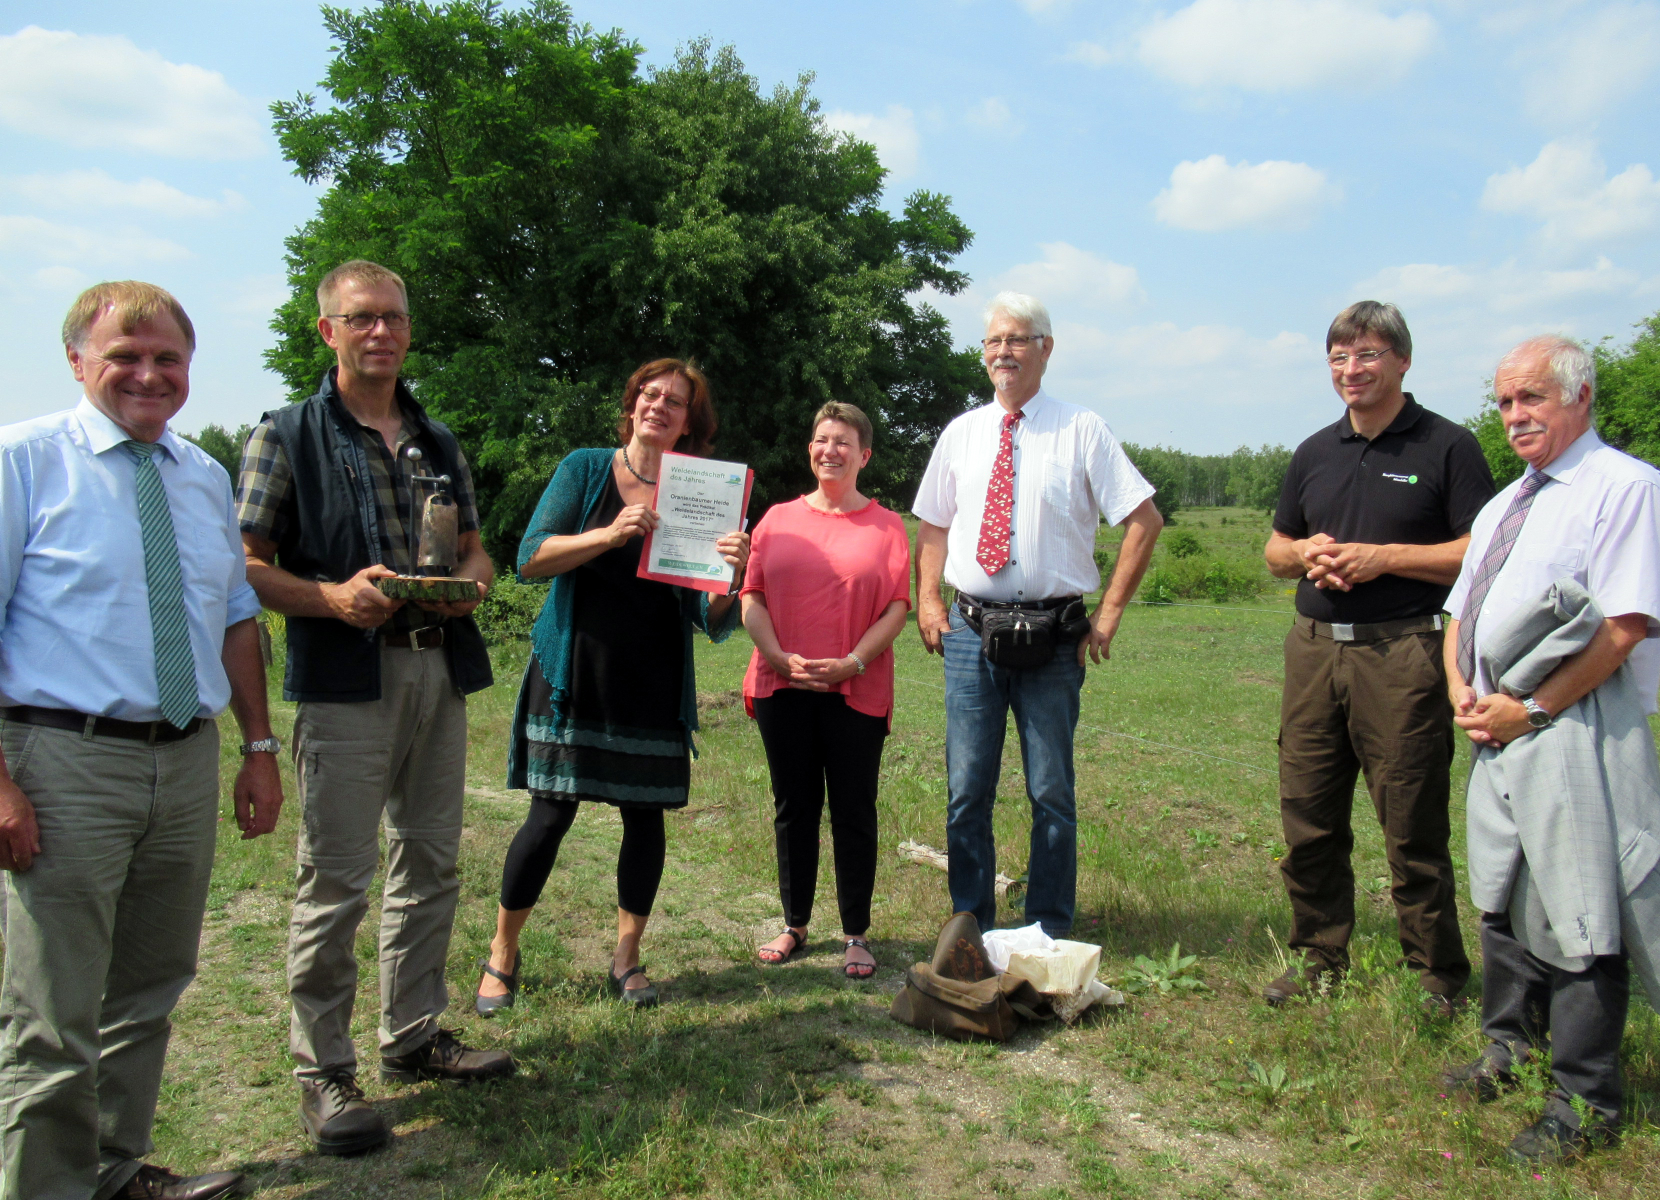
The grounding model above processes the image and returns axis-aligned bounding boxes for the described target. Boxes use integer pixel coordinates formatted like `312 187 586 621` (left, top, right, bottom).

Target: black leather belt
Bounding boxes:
957 593 1082 621
1296 613 1444 643
1 706 206 743
384 626 445 650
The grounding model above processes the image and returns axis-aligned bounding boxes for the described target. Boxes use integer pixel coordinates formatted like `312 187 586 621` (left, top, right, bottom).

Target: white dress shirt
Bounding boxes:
0 399 261 721
912 390 1154 602
1447 429 1660 712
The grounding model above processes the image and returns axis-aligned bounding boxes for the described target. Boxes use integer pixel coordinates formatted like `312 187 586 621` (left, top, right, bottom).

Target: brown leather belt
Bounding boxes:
1295 613 1445 643
384 626 446 650
1 706 207 743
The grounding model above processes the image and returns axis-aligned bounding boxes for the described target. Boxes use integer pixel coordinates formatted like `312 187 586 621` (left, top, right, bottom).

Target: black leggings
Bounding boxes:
752 690 887 936
499 794 667 917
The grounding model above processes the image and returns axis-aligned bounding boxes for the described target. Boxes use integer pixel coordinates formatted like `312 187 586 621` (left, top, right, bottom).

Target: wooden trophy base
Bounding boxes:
375 576 478 602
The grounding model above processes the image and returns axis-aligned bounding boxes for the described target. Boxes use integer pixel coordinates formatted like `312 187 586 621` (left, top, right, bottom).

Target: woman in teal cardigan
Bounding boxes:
477 358 749 1009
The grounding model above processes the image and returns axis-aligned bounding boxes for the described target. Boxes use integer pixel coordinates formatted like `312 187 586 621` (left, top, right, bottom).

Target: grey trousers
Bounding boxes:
1477 910 1629 1130
287 644 467 1081
0 721 219 1200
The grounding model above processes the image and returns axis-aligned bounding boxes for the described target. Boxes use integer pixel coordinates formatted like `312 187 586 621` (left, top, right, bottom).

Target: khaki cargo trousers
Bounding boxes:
287 644 467 1081
0 720 219 1200
1276 617 1471 997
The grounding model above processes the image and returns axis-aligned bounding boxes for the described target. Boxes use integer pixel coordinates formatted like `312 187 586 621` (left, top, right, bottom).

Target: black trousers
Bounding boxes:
1478 910 1629 1129
498 794 666 917
752 690 887 936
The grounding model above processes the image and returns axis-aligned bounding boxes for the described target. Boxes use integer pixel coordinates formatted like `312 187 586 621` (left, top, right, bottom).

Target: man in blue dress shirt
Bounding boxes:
0 281 284 1200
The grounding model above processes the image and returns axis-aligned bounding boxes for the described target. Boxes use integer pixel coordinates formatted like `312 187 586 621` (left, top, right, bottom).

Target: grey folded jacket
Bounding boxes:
1465 578 1660 1002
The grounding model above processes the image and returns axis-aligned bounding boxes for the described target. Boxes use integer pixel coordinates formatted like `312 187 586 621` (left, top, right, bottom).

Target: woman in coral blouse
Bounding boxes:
742 402 911 979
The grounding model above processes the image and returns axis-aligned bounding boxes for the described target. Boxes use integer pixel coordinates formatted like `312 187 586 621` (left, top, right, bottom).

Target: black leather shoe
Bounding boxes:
1261 962 1340 1007
118 1163 245 1199
380 1028 515 1083
299 1071 390 1155
475 951 521 1018
1505 1114 1612 1164
1441 1054 1518 1103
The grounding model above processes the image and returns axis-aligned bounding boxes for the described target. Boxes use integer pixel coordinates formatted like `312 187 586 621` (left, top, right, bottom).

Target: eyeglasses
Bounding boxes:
1326 348 1391 368
329 311 412 332
639 386 689 412
983 335 1044 352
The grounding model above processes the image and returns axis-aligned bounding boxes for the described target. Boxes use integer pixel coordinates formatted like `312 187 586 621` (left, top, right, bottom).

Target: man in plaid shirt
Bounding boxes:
238 260 510 1158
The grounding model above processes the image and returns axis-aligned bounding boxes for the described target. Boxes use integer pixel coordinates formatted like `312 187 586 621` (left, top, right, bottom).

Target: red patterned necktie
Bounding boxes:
975 410 1023 574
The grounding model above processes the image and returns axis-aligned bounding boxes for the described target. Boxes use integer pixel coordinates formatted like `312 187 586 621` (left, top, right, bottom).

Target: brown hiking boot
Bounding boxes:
299 1071 390 1155
1261 962 1340 1007
117 1164 245 1200
380 1028 514 1083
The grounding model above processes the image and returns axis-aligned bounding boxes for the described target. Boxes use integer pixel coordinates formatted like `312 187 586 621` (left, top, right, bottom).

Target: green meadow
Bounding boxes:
153 508 1657 1197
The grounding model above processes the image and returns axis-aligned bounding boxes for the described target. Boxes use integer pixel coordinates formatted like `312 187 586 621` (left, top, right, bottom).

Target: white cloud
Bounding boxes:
1154 155 1341 231
1015 0 1075 12
1481 140 1660 245
0 27 263 158
825 105 920 178
1518 3 1660 126
1360 255 1644 313
1137 0 1438 91
1064 42 1122 67
994 242 1145 310
5 170 245 219
0 215 190 264
965 97 1023 135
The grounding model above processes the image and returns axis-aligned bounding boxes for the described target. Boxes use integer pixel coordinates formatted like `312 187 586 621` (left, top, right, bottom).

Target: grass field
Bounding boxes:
145 507 1658 1198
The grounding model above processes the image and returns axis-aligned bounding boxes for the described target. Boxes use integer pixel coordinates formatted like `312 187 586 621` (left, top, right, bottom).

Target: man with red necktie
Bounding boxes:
913 292 1163 936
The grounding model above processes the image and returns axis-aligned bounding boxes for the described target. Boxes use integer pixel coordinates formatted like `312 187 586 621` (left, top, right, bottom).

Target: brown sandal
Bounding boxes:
757 928 807 965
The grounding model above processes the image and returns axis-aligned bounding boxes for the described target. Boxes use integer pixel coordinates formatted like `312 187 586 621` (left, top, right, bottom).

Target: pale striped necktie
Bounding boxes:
1455 469 1550 683
125 441 200 730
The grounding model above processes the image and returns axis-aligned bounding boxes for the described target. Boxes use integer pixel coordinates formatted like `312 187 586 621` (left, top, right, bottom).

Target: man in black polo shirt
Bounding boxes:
1264 300 1494 1014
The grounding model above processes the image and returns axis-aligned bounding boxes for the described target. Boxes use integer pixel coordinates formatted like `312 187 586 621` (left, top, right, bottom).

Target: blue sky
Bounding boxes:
4 1 1658 454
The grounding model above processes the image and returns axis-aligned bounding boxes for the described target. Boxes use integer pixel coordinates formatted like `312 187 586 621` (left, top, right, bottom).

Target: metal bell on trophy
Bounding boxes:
374 446 478 602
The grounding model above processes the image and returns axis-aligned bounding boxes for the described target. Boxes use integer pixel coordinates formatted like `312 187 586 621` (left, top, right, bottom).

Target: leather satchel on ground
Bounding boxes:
891 911 1052 1041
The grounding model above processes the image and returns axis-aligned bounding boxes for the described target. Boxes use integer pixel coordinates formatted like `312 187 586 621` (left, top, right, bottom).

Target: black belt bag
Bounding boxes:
958 594 1088 670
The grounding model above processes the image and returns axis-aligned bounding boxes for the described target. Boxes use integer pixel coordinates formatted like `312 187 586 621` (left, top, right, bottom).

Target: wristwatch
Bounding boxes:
241 736 282 755
1521 697 1553 729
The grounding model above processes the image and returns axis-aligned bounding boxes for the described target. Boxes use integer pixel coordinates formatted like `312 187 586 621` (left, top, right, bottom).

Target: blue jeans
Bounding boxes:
943 604 1085 936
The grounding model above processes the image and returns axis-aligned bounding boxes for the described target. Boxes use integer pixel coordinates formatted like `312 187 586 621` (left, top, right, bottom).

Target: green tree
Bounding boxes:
182 423 254 480
1593 313 1660 465
1227 444 1292 513
1121 443 1183 520
268 1 984 562
1464 398 1524 489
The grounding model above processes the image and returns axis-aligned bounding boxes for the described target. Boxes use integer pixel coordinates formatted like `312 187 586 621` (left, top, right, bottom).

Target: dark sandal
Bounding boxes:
843 937 875 980
757 928 807 965
474 951 521 1018
609 965 659 1008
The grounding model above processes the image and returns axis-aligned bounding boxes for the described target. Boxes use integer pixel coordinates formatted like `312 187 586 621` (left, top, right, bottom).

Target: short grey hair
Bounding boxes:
1327 300 1411 360
984 291 1052 339
1498 335 1595 407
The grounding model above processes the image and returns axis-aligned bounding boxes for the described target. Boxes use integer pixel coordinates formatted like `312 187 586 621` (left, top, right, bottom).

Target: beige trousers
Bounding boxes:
0 720 219 1200
287 644 467 1080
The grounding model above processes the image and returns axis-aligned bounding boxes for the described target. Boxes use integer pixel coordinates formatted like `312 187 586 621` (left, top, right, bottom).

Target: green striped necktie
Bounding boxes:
124 441 200 730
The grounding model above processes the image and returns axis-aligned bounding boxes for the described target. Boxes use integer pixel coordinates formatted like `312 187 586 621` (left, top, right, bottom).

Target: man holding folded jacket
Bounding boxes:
912 290 1163 938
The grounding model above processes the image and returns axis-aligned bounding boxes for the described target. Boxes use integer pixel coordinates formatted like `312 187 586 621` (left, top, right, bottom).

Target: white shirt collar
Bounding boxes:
1528 426 1604 487
74 397 183 461
999 388 1049 423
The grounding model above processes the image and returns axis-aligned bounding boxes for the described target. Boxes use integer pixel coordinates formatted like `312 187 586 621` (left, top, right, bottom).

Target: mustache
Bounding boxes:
1507 421 1546 443
991 356 1019 370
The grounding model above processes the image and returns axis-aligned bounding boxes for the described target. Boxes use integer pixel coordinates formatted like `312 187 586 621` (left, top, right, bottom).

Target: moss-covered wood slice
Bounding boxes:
375 576 479 602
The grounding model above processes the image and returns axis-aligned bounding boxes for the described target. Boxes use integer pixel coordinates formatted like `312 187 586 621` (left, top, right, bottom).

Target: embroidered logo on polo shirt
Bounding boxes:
1382 473 1419 484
